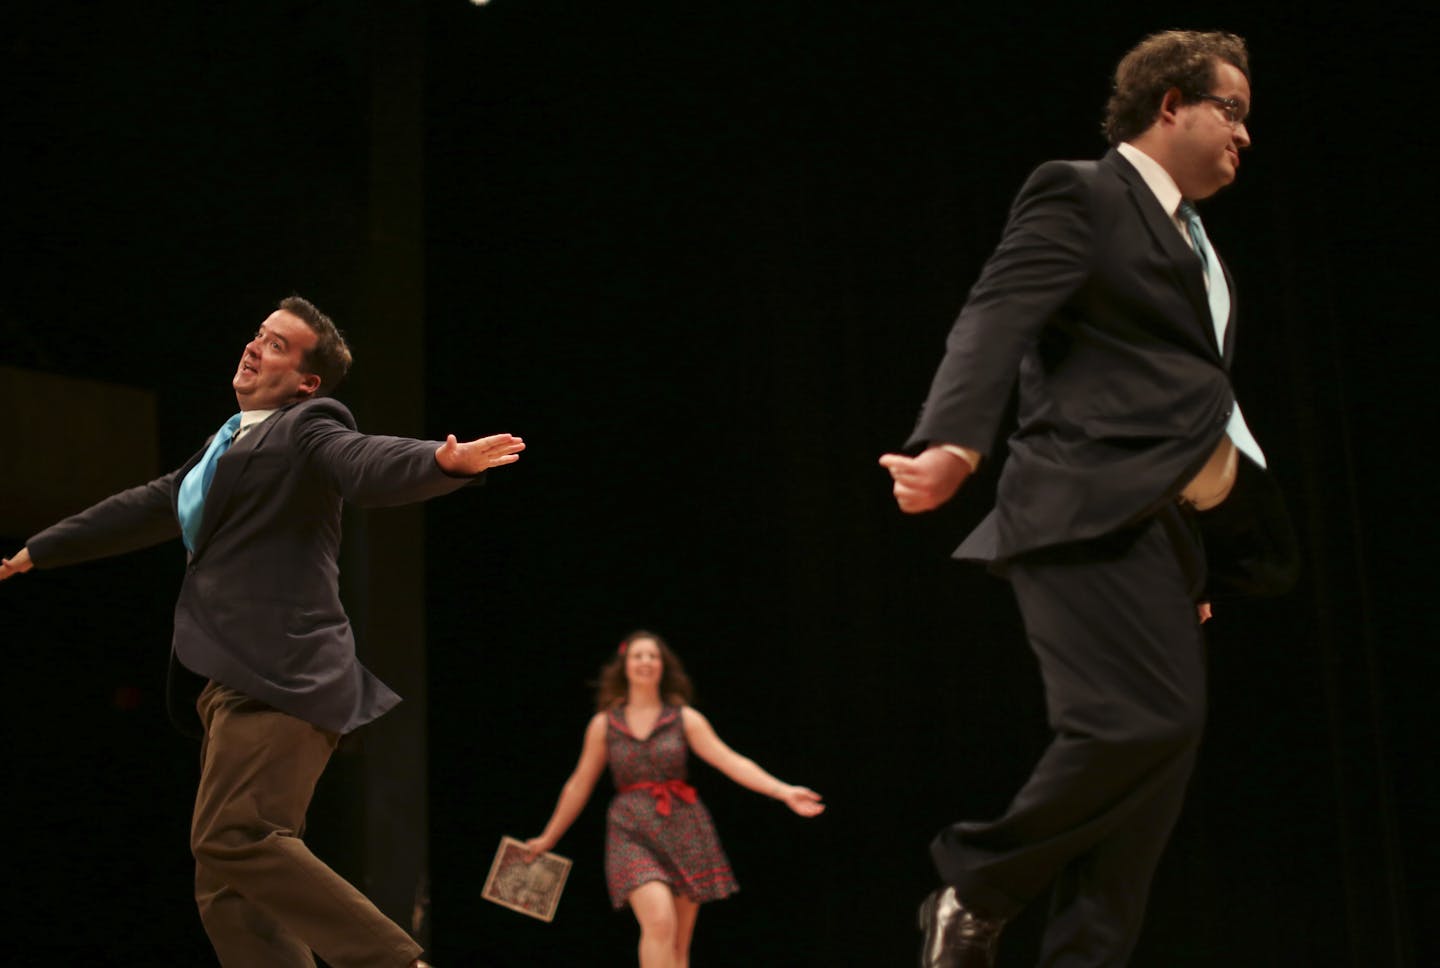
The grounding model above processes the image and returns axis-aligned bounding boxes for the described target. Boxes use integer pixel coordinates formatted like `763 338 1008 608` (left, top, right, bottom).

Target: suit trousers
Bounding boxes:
932 507 1207 968
192 681 422 968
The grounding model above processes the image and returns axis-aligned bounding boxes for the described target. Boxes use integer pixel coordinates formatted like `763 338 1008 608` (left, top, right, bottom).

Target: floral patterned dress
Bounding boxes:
603 704 739 909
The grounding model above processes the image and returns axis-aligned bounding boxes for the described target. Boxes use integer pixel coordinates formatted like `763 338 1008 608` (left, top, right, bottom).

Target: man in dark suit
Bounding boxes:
880 31 1295 968
0 295 523 968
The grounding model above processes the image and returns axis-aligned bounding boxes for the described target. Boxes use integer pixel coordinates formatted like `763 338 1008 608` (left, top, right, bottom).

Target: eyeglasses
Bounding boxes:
1192 93 1248 127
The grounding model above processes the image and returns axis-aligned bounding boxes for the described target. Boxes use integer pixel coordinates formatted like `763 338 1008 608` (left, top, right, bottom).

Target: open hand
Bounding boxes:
779 784 826 818
434 433 525 476
0 548 33 582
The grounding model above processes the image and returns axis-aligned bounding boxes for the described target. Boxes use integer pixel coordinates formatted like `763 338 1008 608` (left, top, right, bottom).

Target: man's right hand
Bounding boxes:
0 547 33 582
879 446 975 513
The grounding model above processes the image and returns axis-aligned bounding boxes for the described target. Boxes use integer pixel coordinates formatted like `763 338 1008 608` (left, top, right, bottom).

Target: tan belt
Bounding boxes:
1179 435 1238 511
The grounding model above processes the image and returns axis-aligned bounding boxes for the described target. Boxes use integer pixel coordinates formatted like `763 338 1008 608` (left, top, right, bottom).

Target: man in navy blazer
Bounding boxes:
881 31 1295 967
1 296 523 968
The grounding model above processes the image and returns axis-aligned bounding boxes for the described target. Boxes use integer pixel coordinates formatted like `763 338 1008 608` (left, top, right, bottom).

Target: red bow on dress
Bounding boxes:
620 779 698 817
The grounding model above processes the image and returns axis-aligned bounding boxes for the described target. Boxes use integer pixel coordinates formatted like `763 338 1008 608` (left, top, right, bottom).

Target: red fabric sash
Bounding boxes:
619 778 697 817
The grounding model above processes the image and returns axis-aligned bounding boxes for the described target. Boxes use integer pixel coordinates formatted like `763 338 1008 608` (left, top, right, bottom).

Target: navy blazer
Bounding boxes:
28 397 475 734
909 149 1294 594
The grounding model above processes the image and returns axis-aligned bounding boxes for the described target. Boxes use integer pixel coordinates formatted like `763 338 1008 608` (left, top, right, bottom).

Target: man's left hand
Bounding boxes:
435 433 525 476
0 547 34 582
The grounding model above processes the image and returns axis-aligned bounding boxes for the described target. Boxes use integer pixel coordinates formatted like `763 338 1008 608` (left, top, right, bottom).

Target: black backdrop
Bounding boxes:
2 1 1433 965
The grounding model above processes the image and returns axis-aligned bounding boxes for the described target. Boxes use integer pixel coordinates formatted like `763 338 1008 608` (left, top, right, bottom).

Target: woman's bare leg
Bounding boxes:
628 881 679 968
673 894 699 968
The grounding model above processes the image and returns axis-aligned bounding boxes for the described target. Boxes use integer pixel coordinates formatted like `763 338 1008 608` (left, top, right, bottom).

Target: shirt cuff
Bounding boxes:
937 444 981 472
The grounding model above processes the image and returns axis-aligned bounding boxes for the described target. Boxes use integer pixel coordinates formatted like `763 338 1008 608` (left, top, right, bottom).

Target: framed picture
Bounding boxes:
481 836 573 923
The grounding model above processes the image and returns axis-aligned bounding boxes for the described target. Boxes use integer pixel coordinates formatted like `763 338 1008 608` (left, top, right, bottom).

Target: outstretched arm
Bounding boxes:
681 707 825 817
0 548 33 582
524 712 609 859
12 470 183 572
292 399 526 507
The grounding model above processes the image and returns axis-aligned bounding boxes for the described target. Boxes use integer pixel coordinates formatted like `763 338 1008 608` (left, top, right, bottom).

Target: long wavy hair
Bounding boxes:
593 629 695 712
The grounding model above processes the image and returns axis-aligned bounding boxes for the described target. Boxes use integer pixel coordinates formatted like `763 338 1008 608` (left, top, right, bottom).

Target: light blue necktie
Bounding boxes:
177 413 242 552
1177 201 1266 468
1178 200 1231 350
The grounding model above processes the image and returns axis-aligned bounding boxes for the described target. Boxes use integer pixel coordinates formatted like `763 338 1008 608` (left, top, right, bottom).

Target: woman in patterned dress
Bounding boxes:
524 630 824 968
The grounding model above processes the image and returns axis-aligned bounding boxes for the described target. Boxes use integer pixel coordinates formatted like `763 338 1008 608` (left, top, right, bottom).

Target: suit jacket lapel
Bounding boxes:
1104 150 1222 361
191 407 287 554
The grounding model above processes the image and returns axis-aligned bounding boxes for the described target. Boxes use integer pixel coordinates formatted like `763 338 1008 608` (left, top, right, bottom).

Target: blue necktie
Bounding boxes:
1178 200 1232 351
1177 201 1266 469
177 413 242 552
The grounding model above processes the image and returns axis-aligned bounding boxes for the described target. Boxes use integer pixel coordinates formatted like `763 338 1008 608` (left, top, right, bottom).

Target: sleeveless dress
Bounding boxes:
603 704 739 909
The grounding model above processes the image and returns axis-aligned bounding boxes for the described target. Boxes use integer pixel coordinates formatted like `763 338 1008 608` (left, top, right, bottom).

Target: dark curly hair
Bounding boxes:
593 630 695 712
1103 30 1249 146
278 294 352 397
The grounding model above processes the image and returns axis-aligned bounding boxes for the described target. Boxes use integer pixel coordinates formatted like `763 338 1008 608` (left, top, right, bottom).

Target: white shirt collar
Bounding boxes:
1117 141 1186 222
236 408 278 439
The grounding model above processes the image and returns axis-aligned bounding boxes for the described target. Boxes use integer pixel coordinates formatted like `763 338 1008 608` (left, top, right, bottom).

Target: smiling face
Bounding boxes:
624 637 664 689
1171 60 1252 199
232 309 322 411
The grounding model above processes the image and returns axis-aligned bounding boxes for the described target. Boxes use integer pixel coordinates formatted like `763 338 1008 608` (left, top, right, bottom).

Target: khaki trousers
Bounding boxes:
192 681 422 968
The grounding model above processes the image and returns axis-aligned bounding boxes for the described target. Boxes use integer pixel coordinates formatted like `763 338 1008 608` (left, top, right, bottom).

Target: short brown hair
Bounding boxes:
1103 30 1250 145
594 630 695 711
279 294 352 396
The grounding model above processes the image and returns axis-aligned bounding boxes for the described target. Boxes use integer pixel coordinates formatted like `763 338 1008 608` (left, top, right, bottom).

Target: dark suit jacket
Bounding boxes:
908 149 1295 596
28 397 475 734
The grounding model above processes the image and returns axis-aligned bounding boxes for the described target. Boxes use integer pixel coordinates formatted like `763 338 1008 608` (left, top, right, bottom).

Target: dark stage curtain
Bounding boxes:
1 2 1430 965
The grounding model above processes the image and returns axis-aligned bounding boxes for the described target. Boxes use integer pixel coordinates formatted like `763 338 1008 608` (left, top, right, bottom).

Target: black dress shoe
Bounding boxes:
918 886 1004 968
